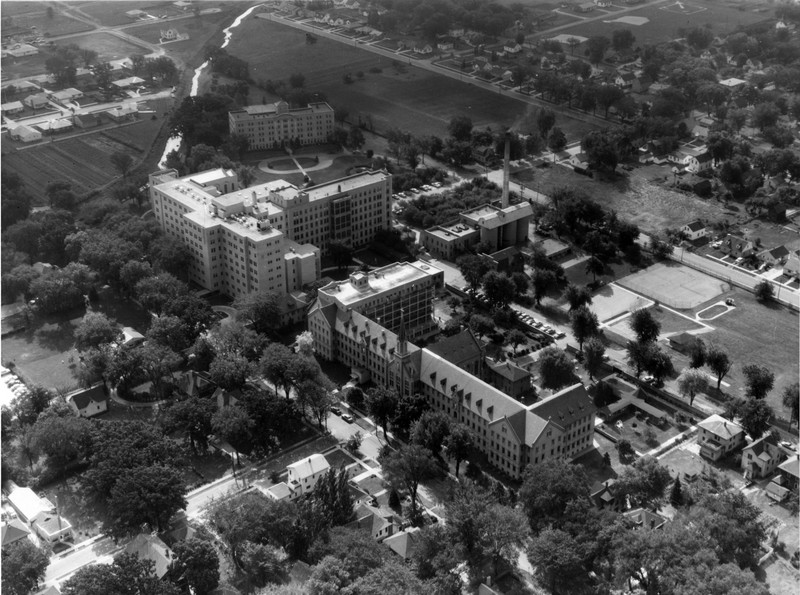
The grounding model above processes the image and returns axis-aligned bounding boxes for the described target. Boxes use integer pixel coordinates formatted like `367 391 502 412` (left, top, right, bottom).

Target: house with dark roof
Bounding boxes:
73 113 99 129
759 245 790 266
776 454 799 493
383 527 420 559
685 152 713 174
742 434 785 479
668 332 702 354
680 220 706 241
591 479 623 511
349 503 398 542
66 384 108 418
125 534 173 579
484 357 531 399
615 72 636 88
427 329 484 377
697 414 745 461
720 234 755 259
529 384 595 461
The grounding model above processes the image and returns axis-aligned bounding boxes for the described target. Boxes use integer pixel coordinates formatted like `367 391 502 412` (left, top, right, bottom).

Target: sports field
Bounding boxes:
543 0 771 45
588 283 652 323
225 17 595 139
617 262 729 309
55 32 150 62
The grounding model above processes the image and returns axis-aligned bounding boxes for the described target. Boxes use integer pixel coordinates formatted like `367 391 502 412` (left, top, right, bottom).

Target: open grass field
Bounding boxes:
0 52 48 80
224 17 586 139
618 262 729 309
546 0 773 45
1 9 92 40
69 1 183 27
515 164 732 234
56 32 150 62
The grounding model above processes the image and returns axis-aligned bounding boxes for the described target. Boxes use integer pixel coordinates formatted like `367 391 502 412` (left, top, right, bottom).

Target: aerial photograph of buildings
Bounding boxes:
1 0 799 593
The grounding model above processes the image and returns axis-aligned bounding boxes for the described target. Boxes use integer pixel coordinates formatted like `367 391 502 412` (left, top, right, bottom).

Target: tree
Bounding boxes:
328 239 353 271
443 423 473 477
209 352 251 391
260 343 296 399
754 280 774 303
670 476 684 507
646 345 674 384
379 444 439 515
520 458 590 532
211 406 253 465
62 552 179 595
582 130 619 172
612 29 636 52
135 273 186 315
538 346 575 391
617 438 635 461
585 256 605 283
448 115 473 141
616 455 672 510
110 152 134 180
297 379 334 429
547 126 567 154
347 559 425 594
742 364 775 400
172 538 220 595
531 269 556 305
468 314 494 340
706 347 732 390
564 283 592 311
161 397 215 454
629 308 660 344
782 382 799 426
74 312 122 351
537 109 556 138
232 291 281 336
732 397 773 440
366 387 398 441
32 413 91 479
751 102 781 132
689 337 707 369
507 329 527 354
677 368 707 407
686 26 713 50
457 254 493 294
569 305 599 351
1 539 49 595
595 84 624 118
411 411 451 456
482 271 515 309
12 385 55 427
308 527 388 579
106 464 187 536
583 337 606 380
586 35 610 64
528 529 586 595
311 467 354 526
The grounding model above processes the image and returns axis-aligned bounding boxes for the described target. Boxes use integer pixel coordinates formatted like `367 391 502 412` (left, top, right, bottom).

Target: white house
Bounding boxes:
66 384 108 418
1 101 24 115
287 453 330 495
9 124 41 143
697 414 744 461
685 152 713 173
5 485 73 544
503 42 522 55
22 93 49 109
615 72 636 89
742 434 785 479
680 220 706 241
784 254 800 278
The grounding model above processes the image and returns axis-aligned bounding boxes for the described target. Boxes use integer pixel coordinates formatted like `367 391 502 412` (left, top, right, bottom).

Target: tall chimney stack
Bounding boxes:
502 130 511 208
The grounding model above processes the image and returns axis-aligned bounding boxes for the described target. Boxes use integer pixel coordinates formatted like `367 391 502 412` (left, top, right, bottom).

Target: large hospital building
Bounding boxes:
228 101 335 150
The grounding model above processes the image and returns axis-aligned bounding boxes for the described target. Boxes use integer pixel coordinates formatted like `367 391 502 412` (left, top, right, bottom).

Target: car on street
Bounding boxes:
330 406 341 416
341 414 354 423
410 187 420 194
432 181 442 188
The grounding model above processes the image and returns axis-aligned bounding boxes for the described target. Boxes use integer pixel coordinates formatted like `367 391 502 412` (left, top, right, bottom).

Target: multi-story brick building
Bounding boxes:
308 274 596 480
148 167 392 299
228 101 334 150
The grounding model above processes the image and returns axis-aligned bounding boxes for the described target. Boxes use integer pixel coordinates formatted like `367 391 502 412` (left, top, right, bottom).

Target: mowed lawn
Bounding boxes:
514 164 733 234
545 0 771 45
225 18 591 139
73 1 179 27
55 32 150 62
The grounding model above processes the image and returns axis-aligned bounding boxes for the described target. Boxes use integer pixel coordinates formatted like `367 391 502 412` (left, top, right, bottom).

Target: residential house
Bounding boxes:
49 88 83 105
2 44 38 58
615 72 636 89
720 234 755 259
437 38 455 51
759 245 790 266
1 101 24 116
1 519 32 548
569 152 590 169
575 2 594 12
595 0 612 6
697 414 745 461
719 77 746 89
414 44 433 55
426 329 484 377
685 152 713 174
784 253 800 278
113 76 146 89
484 358 531 400
383 527 420 559
160 28 181 41
287 453 330 496
5 485 73 544
624 508 668 530
668 331 702 354
9 124 41 143
125 534 173 579
473 145 496 166
104 104 138 122
631 76 651 93
349 503 397 541
66 384 108 418
681 220 707 241
503 42 522 56
777 454 799 493
22 93 49 110
742 434 785 479
73 112 99 129
590 478 623 511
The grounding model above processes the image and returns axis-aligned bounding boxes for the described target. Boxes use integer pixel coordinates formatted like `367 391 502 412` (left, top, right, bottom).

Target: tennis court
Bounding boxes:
590 283 653 323
617 262 729 309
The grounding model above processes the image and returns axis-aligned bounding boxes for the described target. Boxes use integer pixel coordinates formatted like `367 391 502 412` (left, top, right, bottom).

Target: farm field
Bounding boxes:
513 164 733 234
0 53 49 80
224 17 595 139
67 1 184 27
0 8 92 39
544 0 772 45
55 32 150 62
2 100 170 200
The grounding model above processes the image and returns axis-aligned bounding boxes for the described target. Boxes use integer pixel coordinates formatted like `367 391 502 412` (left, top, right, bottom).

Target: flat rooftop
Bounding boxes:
304 170 389 202
230 101 333 118
425 222 478 241
319 261 442 306
461 202 534 229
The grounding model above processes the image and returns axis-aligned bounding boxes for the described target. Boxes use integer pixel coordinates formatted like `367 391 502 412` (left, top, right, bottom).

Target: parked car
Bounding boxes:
410 187 420 194
330 406 341 416
432 181 442 188
341 414 354 423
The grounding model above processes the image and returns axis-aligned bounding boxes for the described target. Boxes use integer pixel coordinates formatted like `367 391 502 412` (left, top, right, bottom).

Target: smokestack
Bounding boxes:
502 130 511 208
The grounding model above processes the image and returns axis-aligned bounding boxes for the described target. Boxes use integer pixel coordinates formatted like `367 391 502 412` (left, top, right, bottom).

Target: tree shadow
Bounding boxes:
34 321 76 352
